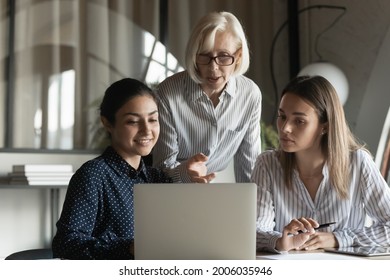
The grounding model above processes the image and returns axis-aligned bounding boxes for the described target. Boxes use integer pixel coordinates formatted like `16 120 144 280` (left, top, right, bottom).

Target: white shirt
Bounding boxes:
153 71 262 182
251 149 390 252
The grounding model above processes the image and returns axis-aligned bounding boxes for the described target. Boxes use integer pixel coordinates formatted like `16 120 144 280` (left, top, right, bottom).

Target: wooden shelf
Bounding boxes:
0 184 67 189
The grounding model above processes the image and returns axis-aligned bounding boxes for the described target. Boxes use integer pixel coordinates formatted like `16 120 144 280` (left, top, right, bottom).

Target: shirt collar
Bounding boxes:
224 76 237 98
103 146 148 180
185 71 237 102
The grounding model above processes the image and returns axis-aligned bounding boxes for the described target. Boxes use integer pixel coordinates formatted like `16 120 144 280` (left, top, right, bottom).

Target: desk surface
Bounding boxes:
256 249 390 260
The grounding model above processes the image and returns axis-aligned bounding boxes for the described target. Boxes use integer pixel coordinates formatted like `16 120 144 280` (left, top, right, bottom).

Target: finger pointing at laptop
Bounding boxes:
186 153 216 183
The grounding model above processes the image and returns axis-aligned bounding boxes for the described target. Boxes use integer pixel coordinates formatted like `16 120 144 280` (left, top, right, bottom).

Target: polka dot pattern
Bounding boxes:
52 146 172 259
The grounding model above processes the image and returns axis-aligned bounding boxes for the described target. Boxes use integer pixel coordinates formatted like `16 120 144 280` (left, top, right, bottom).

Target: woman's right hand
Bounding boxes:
275 217 319 252
186 153 216 183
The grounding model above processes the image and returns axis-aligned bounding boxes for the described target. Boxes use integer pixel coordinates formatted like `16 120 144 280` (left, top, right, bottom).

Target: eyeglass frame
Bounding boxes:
196 50 239 66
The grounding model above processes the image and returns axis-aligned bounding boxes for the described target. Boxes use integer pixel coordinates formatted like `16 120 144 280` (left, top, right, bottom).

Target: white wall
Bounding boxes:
0 151 98 258
355 26 390 159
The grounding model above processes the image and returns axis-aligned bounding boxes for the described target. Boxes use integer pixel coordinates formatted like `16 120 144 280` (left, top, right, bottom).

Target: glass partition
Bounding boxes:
1 0 183 151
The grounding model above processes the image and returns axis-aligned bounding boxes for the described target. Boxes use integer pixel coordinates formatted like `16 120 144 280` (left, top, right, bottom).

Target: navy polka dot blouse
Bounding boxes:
52 146 172 259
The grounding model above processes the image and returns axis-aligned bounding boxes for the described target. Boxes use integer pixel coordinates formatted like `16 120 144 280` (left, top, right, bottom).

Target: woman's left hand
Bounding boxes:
297 232 338 251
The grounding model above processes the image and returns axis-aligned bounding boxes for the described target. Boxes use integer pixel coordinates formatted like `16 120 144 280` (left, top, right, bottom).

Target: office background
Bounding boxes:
0 0 389 258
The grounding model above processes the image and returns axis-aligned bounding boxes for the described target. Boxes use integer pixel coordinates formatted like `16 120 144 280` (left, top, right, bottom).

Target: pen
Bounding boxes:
296 222 336 234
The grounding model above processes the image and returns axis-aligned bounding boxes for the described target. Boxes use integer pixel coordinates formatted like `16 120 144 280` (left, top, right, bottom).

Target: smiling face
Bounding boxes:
102 94 159 167
197 31 241 95
277 92 326 154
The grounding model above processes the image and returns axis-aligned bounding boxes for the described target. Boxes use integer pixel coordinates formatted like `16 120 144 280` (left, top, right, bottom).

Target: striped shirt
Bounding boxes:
251 149 390 252
153 71 262 182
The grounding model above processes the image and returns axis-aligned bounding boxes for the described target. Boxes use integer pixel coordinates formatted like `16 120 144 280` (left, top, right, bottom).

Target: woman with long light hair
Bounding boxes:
253 75 390 252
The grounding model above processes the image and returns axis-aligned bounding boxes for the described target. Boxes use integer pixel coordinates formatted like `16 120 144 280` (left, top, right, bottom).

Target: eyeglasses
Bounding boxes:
196 53 235 66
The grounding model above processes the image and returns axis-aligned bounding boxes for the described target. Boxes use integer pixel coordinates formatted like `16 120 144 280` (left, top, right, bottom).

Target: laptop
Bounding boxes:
324 246 390 257
134 183 257 260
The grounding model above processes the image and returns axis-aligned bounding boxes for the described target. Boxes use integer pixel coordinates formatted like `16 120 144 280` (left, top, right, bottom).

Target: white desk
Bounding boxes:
257 249 390 260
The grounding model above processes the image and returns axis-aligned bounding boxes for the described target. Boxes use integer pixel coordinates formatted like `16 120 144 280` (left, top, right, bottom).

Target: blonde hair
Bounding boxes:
185 11 250 84
278 75 366 199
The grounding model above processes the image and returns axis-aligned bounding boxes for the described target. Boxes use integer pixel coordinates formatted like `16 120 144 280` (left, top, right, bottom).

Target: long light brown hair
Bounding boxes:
278 75 366 199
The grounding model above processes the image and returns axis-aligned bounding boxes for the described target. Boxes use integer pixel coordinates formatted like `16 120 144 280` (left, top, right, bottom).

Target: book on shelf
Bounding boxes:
8 179 70 185
9 171 74 177
8 175 73 180
8 175 72 185
12 164 73 173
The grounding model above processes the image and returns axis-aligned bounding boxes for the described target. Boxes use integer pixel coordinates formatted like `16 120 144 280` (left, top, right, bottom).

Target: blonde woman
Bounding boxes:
252 75 390 252
153 11 262 183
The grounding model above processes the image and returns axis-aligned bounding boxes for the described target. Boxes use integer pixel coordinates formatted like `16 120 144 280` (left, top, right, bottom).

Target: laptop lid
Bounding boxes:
134 183 257 260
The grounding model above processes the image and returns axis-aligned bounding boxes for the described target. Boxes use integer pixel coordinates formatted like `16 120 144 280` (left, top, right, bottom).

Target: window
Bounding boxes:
1 0 183 151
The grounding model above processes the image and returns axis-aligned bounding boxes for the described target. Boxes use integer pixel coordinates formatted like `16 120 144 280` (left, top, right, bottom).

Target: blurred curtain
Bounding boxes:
2 0 164 150
0 1 8 148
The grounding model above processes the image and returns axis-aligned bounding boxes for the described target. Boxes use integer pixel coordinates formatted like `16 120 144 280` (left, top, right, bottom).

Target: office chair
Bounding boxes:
4 248 53 260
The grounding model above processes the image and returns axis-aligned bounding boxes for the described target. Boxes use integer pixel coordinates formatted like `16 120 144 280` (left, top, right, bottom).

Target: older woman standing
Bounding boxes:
153 11 262 183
